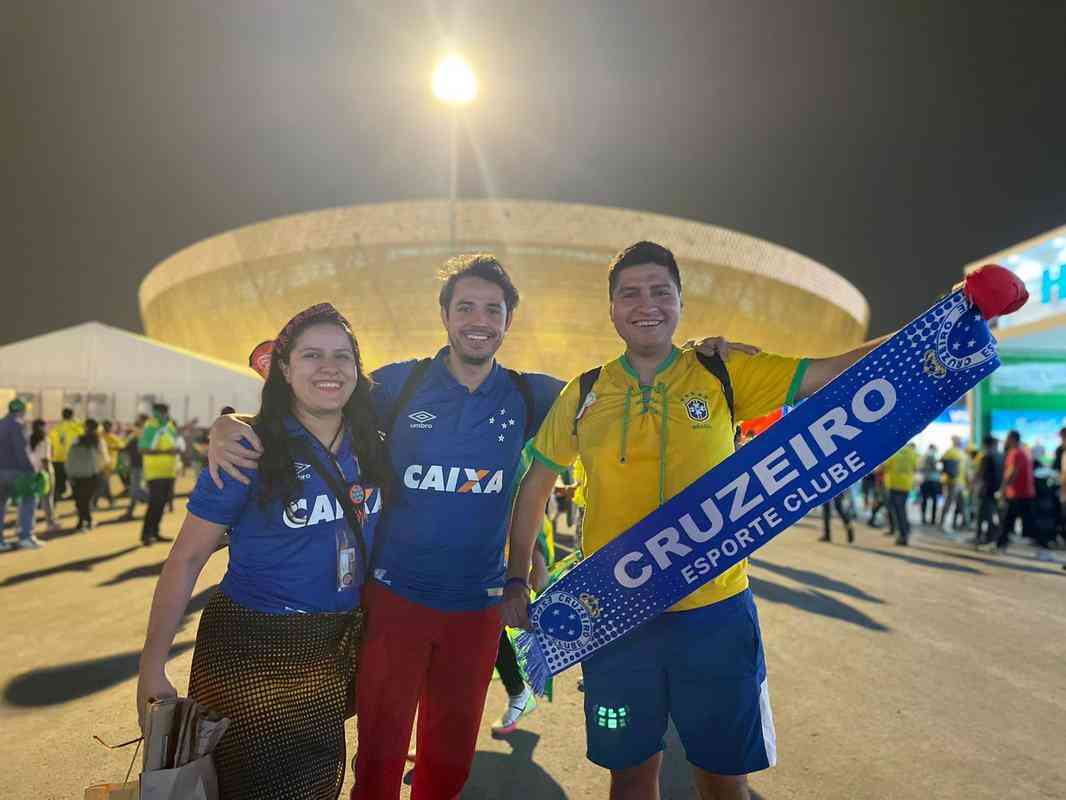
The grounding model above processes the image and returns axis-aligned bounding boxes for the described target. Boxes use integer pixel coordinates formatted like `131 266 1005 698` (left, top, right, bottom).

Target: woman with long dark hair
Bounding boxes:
136 303 390 800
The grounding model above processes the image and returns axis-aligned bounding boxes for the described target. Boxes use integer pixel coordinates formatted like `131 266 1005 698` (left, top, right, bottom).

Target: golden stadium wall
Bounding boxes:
139 200 869 381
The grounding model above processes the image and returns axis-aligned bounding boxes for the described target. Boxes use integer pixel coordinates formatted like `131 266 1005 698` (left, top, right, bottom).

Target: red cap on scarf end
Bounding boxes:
962 264 1029 320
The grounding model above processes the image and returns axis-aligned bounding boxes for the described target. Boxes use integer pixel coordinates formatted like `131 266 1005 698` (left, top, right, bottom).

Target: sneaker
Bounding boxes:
46 521 62 532
19 536 45 549
0 540 12 552
73 524 85 533
491 687 536 735
846 527 855 544
818 534 831 542
154 534 174 543
894 538 908 547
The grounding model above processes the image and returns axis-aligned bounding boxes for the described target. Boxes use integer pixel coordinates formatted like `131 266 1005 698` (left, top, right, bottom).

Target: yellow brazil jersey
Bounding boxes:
48 419 84 463
530 346 807 612
882 446 918 492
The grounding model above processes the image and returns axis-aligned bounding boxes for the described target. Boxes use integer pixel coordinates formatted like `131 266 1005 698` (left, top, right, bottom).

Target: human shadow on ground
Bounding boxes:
850 545 983 574
909 541 1066 577
441 730 567 799
2 585 215 707
750 558 885 604
98 560 167 587
0 545 141 587
750 576 888 632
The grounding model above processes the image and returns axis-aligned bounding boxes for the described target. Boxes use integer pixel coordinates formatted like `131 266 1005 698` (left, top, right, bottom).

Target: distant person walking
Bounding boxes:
120 413 149 520
28 419 60 532
66 419 109 531
884 443 919 546
96 420 124 508
918 444 942 525
995 430 1037 554
819 493 855 543
139 403 179 545
48 407 82 501
939 437 967 530
0 399 45 550
973 435 1002 545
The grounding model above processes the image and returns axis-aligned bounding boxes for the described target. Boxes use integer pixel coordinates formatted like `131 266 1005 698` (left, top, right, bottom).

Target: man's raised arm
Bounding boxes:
793 333 894 402
206 414 263 489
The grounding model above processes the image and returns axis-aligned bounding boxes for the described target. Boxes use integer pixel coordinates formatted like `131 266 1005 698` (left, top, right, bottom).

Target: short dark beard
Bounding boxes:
448 332 496 366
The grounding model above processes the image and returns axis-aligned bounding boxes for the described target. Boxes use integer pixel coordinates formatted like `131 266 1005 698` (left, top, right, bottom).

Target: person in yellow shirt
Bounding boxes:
501 241 899 800
139 403 179 545
882 442 919 545
48 407 83 501
939 436 966 530
96 420 126 509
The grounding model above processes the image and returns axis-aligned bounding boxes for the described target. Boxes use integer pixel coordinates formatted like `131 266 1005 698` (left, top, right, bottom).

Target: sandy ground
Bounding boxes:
3 479 1065 799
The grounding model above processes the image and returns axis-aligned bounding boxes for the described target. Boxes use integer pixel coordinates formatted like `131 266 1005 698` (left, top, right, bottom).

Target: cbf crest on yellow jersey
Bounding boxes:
531 346 808 612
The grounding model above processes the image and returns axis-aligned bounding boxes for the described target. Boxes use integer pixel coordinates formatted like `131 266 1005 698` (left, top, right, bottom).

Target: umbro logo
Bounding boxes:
408 410 436 429
294 462 312 481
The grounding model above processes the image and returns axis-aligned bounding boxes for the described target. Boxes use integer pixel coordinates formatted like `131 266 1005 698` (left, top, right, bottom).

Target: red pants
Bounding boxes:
351 582 503 800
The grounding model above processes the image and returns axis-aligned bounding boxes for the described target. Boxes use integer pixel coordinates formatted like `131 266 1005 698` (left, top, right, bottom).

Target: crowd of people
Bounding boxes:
818 429 1066 559
0 401 211 551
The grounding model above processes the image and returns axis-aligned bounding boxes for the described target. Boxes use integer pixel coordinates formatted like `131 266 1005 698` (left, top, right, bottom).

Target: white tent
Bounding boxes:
0 322 263 425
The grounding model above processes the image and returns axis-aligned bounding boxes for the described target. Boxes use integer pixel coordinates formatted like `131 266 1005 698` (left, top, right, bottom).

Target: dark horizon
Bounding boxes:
3 0 1065 346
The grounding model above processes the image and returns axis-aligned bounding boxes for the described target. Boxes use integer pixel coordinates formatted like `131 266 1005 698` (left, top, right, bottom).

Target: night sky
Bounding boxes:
4 0 1065 346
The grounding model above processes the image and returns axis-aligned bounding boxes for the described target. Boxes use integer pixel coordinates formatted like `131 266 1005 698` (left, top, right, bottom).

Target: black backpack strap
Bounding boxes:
383 358 432 439
571 367 602 436
695 351 735 427
504 369 536 441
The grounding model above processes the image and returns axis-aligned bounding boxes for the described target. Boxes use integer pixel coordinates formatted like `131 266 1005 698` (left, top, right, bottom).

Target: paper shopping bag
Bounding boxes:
139 753 218 800
84 782 139 800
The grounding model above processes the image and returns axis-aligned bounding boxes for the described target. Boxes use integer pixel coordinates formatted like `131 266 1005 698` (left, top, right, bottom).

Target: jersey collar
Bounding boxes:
618 346 681 385
431 346 502 396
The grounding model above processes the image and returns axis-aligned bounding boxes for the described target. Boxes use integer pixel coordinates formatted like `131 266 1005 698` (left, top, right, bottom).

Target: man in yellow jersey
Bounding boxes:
503 241 895 800
938 436 966 530
882 442 919 545
139 403 179 545
48 407 83 501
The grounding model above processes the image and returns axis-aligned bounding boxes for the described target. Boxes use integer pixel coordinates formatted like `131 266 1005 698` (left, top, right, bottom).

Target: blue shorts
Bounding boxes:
581 588 776 775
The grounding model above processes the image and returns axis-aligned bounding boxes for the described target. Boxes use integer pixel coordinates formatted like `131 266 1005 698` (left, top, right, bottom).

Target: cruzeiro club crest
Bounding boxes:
922 292 996 379
530 590 595 653
682 392 710 423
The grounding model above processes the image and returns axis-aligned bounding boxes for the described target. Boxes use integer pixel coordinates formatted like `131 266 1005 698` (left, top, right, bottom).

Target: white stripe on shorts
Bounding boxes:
759 677 778 767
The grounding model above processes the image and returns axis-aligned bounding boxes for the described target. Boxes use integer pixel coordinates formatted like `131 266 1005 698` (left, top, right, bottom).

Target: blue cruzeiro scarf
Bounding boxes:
515 288 1000 693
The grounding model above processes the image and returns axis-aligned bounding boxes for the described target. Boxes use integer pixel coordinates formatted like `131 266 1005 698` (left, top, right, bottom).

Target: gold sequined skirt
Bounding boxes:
189 590 364 800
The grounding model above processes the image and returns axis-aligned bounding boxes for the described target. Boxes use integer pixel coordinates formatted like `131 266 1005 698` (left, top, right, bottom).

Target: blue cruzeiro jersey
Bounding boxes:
370 347 563 611
187 416 382 614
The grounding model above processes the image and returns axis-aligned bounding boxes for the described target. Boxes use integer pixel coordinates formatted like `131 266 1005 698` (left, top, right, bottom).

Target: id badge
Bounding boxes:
336 527 356 591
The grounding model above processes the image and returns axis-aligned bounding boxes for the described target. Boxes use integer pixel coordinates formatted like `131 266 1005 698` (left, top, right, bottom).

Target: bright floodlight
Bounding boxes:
432 55 477 105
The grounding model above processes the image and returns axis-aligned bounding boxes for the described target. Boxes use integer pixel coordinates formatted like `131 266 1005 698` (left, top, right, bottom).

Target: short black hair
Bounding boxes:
982 434 998 447
438 253 520 319
607 241 681 299
1006 429 1021 443
62 408 74 420
153 402 170 415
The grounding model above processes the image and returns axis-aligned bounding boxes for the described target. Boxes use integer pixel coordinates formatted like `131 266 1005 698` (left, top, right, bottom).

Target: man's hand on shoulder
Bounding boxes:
683 336 761 361
207 414 262 489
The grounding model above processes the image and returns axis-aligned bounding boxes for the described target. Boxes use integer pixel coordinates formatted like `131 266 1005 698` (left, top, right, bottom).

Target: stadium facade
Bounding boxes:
139 200 869 382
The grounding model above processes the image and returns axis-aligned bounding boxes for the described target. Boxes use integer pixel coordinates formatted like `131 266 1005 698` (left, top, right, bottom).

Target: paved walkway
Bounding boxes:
3 487 1064 799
